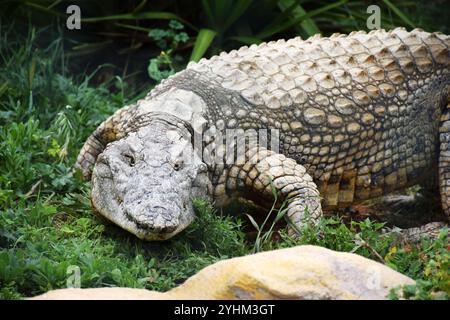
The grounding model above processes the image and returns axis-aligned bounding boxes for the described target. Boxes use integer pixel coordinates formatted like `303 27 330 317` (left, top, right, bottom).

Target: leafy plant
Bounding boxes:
388 229 449 300
147 20 190 82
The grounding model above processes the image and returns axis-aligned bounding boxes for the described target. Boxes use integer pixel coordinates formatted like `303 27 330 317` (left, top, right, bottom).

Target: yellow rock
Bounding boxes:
32 245 414 300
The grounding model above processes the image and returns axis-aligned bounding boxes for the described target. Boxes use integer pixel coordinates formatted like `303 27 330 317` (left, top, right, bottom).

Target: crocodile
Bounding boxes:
76 28 450 241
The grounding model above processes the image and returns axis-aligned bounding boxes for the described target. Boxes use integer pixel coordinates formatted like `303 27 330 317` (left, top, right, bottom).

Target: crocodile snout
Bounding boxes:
123 203 179 233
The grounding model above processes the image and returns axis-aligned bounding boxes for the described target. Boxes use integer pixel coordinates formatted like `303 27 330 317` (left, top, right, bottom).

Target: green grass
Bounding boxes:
0 21 448 300
245 195 449 300
0 25 250 299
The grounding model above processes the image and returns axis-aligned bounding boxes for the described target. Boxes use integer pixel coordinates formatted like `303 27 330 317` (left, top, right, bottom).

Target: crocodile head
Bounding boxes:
90 121 209 240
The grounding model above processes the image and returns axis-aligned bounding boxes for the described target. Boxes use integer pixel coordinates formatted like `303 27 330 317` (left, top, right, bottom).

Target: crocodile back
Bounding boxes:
184 28 450 207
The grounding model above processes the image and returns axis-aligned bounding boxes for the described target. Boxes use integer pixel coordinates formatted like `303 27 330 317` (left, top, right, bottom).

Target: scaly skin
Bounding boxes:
76 28 450 241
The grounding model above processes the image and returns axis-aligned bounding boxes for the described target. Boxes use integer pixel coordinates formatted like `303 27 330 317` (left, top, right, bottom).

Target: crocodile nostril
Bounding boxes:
151 206 173 220
152 225 176 233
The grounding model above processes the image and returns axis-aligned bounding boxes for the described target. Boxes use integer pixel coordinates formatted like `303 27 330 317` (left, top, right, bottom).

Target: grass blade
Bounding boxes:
228 35 262 45
222 0 253 31
0 82 8 98
22 1 64 17
82 12 197 31
114 22 151 33
190 29 217 62
382 0 415 28
28 58 36 89
132 0 148 14
258 0 348 39
277 0 320 37
201 0 216 29
245 214 260 232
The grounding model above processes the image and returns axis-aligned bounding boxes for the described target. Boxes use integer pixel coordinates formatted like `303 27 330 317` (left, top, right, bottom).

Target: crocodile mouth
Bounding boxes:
101 200 186 241
121 206 178 235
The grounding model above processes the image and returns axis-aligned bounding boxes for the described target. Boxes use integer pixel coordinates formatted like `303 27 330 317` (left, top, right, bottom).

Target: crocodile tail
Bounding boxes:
75 104 136 180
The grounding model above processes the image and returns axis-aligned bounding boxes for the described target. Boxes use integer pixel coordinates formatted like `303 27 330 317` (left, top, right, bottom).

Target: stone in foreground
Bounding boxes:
32 245 414 300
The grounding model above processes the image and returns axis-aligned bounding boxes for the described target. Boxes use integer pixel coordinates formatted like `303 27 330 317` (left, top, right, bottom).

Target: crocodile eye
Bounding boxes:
173 159 184 171
123 153 135 166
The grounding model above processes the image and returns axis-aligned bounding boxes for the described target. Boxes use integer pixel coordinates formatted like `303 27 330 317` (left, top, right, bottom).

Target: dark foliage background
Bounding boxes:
2 0 450 90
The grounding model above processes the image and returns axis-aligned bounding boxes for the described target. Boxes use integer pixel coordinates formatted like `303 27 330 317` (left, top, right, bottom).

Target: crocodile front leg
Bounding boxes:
223 147 322 236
